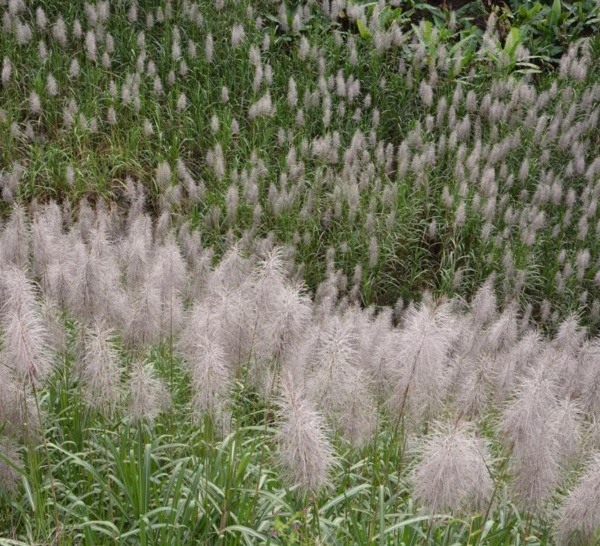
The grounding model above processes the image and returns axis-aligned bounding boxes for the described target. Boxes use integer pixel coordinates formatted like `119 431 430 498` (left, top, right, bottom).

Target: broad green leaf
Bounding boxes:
319 483 372 513
221 525 269 542
371 515 453 541
356 19 371 40
549 0 562 25
503 27 522 60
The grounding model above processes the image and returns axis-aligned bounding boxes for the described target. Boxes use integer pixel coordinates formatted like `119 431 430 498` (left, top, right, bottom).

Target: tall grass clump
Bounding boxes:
0 203 598 543
0 0 598 325
2 0 600 543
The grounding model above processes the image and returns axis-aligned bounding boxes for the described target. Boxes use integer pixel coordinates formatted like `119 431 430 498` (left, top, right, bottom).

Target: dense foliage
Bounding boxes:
1 0 600 544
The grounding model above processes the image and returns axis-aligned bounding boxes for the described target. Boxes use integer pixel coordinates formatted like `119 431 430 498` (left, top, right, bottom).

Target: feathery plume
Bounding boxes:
454 355 493 418
231 23 245 48
176 93 187 112
1 57 11 86
47 231 75 307
68 225 125 326
249 92 275 119
35 290 63 355
249 249 288 331
155 161 172 191
413 422 492 515
210 287 255 371
491 330 542 400
0 267 52 386
305 315 358 407
358 310 393 397
0 365 41 440
553 399 583 466
260 282 312 369
305 315 377 445
150 236 187 302
580 340 600 418
186 331 231 426
205 33 214 62
150 236 187 338
501 368 561 512
128 361 170 423
46 73 58 97
336 375 378 447
125 276 162 350
287 76 298 108
15 21 32 45
419 80 433 107
38 40 48 61
555 454 600 546
207 244 251 295
121 214 152 287
29 92 42 116
69 59 80 78
276 373 334 495
387 297 456 422
35 7 47 29
553 314 586 356
483 305 518 355
73 19 83 39
0 363 16 425
85 30 97 61
78 322 122 415
470 277 497 327
2 57 12 86
1 204 30 269
31 204 62 290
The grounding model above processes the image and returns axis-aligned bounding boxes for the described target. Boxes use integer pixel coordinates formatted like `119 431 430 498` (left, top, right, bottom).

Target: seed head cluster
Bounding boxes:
1 0 600 542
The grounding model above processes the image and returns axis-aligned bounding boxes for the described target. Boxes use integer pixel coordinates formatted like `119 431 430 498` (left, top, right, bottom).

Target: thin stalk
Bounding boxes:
474 442 514 546
312 494 322 544
249 362 280 522
30 380 61 545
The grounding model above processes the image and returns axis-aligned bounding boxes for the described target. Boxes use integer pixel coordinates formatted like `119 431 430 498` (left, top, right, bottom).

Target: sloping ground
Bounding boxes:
1 1 600 544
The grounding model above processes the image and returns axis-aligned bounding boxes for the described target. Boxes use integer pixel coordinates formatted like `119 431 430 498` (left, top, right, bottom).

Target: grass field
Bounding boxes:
2 0 600 544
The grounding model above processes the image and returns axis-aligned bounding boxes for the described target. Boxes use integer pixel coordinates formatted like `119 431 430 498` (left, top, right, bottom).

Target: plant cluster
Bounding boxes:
1 0 600 544
344 0 600 72
0 201 599 544
1 0 600 322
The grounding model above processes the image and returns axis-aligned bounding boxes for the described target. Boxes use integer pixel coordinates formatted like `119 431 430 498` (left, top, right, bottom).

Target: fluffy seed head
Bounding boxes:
0 267 52 385
177 93 187 112
419 80 433 107
85 30 97 61
2 204 30 269
231 23 245 48
555 454 600 546
501 368 562 512
155 161 172 191
387 297 456 422
187 333 231 425
79 322 122 414
126 276 161 350
35 7 47 29
413 422 492 515
29 92 41 115
276 373 334 495
205 34 214 62
128 361 169 423
1 57 12 86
